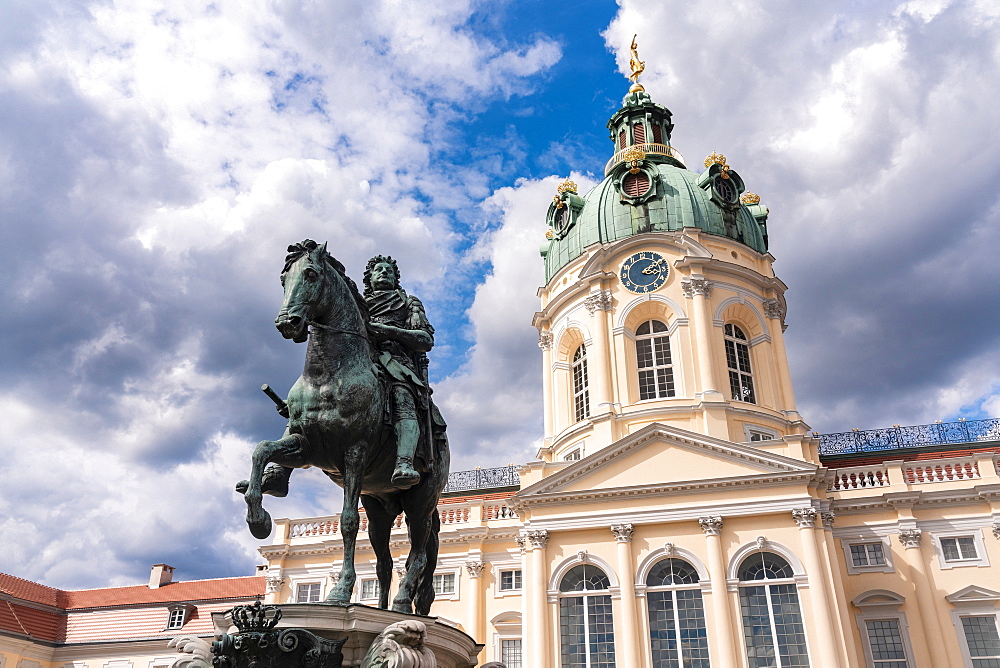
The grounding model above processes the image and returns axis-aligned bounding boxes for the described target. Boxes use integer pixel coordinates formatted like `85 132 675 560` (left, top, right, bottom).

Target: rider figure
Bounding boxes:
363 256 432 490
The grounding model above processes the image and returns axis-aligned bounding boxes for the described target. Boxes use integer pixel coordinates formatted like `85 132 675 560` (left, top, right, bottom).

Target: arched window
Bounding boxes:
572 345 590 422
724 323 756 404
738 552 809 667
635 320 675 400
559 564 615 668
645 559 710 667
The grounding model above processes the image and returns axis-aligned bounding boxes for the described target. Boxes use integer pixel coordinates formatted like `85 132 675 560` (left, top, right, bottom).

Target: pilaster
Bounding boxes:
896 527 954 667
524 530 550 668
700 516 739 666
791 508 843 667
610 524 639 667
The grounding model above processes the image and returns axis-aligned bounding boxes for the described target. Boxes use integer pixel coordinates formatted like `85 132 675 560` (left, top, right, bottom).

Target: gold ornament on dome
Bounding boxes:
557 178 578 195
628 35 646 92
622 146 646 173
545 229 555 240
552 194 565 209
704 151 731 178
741 192 760 205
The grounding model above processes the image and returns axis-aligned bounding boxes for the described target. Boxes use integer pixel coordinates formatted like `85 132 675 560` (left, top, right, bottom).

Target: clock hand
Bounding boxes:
641 259 666 275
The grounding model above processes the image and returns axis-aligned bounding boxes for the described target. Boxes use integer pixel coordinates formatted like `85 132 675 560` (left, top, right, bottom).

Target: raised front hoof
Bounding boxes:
391 468 420 490
245 505 272 539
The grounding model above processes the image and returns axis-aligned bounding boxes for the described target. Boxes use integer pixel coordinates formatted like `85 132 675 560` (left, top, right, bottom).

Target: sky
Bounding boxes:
2 0 1000 590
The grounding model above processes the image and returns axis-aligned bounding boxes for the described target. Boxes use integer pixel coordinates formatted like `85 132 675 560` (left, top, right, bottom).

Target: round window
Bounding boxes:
622 172 651 198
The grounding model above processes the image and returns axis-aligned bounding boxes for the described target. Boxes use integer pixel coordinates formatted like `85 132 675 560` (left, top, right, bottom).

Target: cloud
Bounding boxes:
0 0 561 588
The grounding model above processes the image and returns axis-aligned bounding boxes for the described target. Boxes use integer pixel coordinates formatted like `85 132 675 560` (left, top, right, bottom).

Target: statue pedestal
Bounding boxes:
211 603 483 668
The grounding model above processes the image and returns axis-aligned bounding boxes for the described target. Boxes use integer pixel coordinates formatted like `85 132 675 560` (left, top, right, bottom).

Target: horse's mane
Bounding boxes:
283 240 374 343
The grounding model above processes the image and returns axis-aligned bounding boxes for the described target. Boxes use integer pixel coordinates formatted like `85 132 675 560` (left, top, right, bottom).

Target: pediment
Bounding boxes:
946 585 1000 607
518 423 817 500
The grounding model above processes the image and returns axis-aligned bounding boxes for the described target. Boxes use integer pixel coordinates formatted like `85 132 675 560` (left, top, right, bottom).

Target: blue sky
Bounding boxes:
2 0 1000 590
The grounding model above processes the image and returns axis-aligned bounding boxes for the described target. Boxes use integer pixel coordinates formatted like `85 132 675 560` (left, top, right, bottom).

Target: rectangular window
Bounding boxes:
865 618 909 667
433 573 456 595
851 542 887 568
961 616 1000 666
360 579 380 601
941 536 978 561
501 638 523 668
564 449 581 462
296 582 321 603
166 608 186 630
500 569 523 591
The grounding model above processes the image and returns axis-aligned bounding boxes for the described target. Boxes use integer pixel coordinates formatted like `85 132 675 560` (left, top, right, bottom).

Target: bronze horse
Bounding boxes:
240 240 449 615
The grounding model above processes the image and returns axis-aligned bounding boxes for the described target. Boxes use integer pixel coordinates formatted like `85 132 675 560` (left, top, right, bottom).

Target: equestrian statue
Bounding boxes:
237 240 449 616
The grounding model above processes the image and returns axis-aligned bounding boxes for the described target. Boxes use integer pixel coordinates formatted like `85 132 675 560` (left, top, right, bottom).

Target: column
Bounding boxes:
897 528 953 667
525 529 550 668
465 560 485 661
792 508 844 667
584 289 614 416
700 516 740 666
264 570 285 605
762 298 796 410
682 277 720 397
818 511 861 664
611 524 640 667
539 330 554 438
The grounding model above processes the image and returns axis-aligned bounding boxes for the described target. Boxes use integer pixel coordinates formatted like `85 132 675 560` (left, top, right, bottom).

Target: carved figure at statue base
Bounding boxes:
359 619 436 668
236 240 450 616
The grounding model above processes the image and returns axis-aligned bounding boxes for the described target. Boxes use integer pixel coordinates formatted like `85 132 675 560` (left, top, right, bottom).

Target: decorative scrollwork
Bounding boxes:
819 418 1000 455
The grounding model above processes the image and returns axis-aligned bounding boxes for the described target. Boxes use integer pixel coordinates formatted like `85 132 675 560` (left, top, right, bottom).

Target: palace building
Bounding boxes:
254 79 1000 668
5 60 1000 668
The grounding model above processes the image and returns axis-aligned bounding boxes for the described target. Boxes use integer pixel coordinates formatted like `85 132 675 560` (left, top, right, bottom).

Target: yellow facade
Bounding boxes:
262 220 1000 668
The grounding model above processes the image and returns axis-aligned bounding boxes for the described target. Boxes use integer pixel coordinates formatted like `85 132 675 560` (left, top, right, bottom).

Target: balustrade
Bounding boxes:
827 465 890 490
903 457 981 483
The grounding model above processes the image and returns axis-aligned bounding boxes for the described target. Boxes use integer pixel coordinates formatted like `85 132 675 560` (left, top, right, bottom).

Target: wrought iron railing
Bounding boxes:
819 418 1000 456
443 465 519 494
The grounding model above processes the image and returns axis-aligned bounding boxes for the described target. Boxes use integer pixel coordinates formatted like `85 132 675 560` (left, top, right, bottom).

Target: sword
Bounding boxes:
261 384 289 419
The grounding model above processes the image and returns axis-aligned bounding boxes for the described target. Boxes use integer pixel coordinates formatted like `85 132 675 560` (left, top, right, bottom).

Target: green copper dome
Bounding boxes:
541 89 769 282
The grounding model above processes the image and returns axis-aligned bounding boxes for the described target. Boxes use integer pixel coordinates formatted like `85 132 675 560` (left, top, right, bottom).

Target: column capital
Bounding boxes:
514 535 528 554
584 290 613 314
699 516 723 536
525 529 550 549
898 528 923 549
538 330 553 350
265 575 285 593
763 298 785 320
792 508 818 528
465 561 485 578
681 277 715 298
610 523 634 543
993 523 1000 541
820 510 836 527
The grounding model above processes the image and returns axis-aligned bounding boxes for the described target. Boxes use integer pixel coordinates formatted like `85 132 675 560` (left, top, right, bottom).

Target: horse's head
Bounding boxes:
275 239 334 342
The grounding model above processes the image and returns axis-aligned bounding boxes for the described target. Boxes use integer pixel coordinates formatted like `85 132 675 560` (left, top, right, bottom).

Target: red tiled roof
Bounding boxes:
0 599 63 642
0 573 265 611
62 577 266 609
0 572 62 607
823 444 1000 469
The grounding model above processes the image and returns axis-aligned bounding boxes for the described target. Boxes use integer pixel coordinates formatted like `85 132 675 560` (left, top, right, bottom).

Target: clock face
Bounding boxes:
620 251 669 294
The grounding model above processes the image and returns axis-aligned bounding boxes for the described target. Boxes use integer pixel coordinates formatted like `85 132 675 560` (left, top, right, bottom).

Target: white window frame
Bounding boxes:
744 424 779 443
358 578 381 602
856 612 916 668
841 536 895 575
295 581 322 603
933 529 990 570
563 448 582 462
499 637 523 668
499 569 523 592
164 604 192 631
633 319 676 401
950 608 1000 668
432 569 460 601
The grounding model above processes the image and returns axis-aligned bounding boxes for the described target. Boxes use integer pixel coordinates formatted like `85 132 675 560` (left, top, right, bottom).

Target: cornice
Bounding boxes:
511 470 820 511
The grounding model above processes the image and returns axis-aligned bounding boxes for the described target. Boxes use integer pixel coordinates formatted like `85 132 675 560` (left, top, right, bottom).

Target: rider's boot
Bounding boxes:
391 419 421 489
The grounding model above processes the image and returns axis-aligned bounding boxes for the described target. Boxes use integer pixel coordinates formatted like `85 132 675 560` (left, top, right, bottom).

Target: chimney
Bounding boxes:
149 564 175 589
